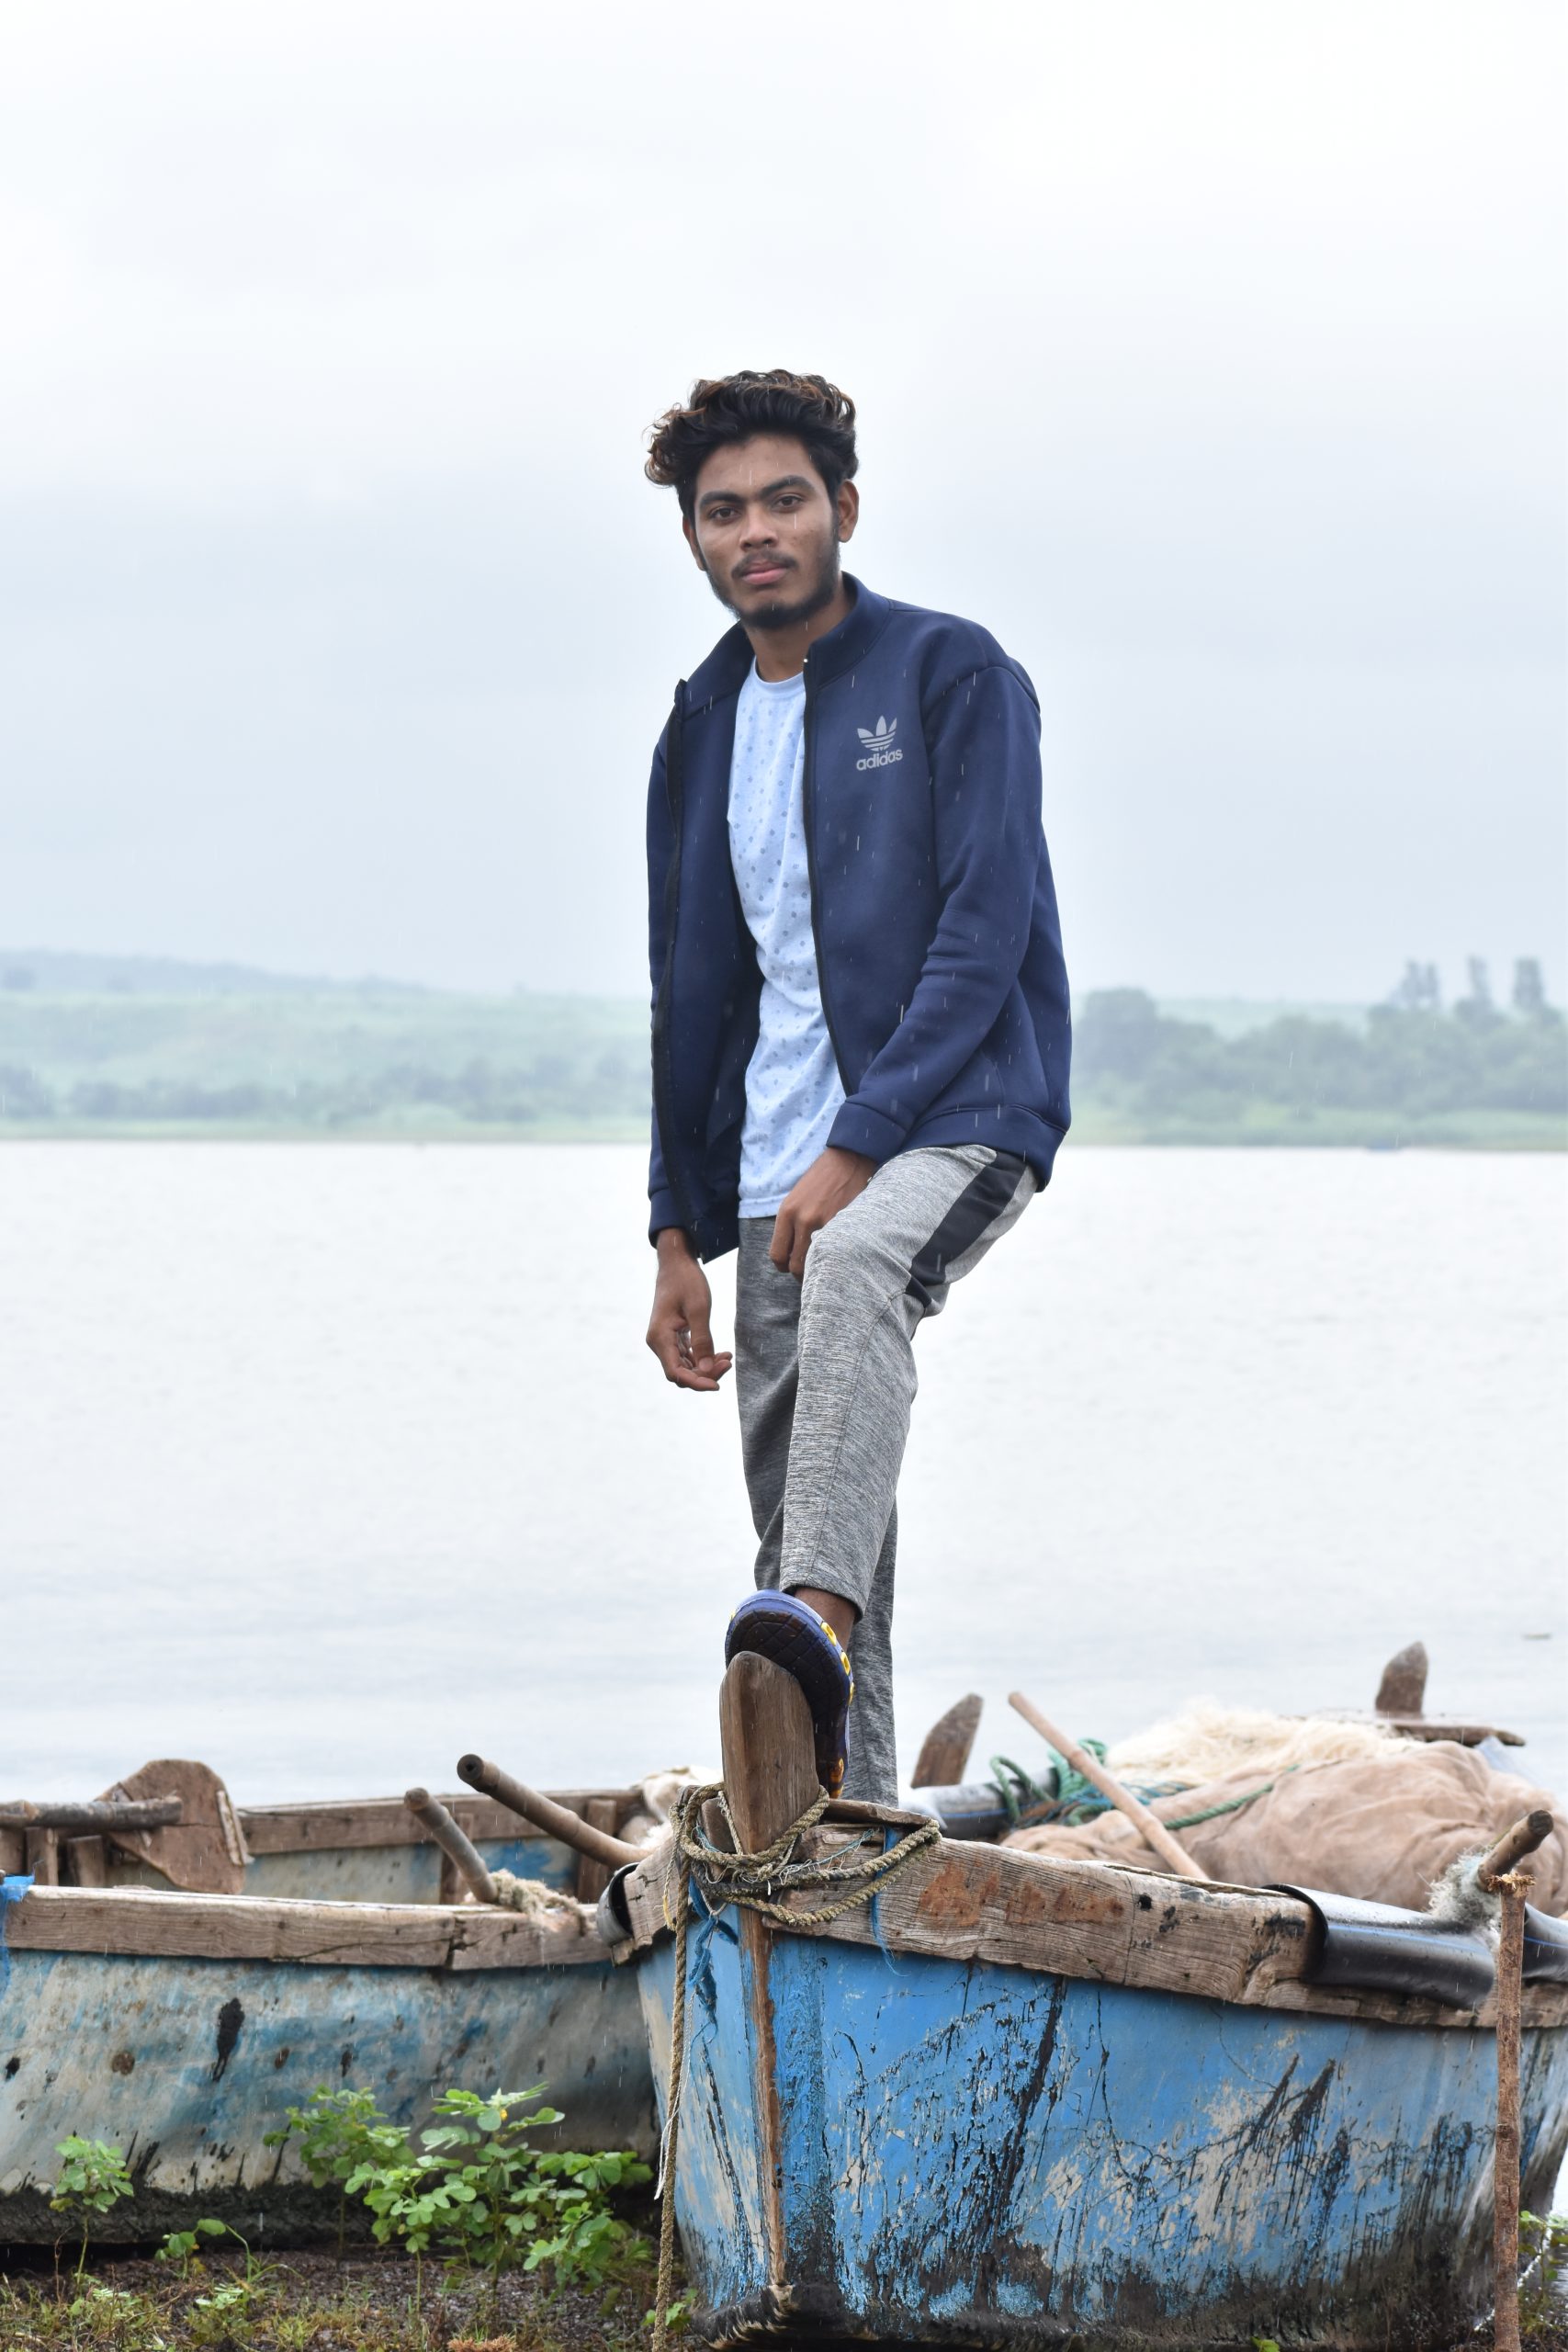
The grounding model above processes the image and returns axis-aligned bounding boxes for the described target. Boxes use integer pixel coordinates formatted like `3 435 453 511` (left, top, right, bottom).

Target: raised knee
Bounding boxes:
801 1216 889 1303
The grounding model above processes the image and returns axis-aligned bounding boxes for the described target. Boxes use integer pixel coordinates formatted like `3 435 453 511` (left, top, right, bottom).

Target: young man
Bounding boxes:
642 370 1070 1805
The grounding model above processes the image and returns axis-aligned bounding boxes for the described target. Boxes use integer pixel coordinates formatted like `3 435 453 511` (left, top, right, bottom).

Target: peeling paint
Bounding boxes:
3 1938 653 2229
640 1924 1568 2346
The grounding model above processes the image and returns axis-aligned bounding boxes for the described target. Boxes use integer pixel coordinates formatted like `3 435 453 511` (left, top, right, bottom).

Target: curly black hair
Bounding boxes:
645 369 857 520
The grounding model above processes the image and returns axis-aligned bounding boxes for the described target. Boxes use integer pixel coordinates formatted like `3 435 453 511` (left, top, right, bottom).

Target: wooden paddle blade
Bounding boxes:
911 1693 984 1789
96 1759 250 1894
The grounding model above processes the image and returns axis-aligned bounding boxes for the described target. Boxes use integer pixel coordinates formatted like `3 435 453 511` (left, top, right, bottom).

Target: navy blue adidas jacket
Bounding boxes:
647 579 1070 1259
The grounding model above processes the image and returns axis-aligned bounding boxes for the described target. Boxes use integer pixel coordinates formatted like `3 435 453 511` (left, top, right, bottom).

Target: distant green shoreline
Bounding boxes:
3 1112 1561 1149
2 956 1562 1151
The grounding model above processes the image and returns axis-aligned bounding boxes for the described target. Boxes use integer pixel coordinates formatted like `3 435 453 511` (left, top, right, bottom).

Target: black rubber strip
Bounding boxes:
906 1151 1027 1317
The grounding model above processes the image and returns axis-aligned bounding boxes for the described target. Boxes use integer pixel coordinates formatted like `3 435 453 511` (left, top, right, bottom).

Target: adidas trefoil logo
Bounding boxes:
855 716 903 772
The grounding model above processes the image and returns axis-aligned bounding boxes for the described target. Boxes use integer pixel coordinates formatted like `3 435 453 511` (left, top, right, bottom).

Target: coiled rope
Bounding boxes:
649 1780 941 2351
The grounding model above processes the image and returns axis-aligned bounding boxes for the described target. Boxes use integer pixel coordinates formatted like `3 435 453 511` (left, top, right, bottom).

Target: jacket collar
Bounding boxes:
680 576 893 712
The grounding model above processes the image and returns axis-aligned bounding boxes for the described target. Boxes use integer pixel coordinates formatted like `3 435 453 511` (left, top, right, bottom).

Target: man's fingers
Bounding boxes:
647 1312 731 1390
788 1220 816 1279
769 1206 795 1271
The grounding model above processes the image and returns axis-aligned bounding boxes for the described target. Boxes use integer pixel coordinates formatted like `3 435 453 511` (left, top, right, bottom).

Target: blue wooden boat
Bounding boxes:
0 1786 658 2242
609 1670 1568 2349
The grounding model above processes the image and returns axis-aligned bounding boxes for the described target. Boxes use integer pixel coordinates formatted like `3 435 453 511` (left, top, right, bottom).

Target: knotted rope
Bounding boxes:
649 1781 941 2351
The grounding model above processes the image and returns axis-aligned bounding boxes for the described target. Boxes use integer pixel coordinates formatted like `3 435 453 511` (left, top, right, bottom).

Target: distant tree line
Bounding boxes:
1076 959 1564 1121
0 1046 650 1128
1 962 1562 1128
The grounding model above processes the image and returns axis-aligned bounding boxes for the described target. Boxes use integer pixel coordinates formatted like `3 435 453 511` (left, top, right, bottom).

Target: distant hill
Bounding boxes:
0 950 1371 1032
0 948 431 999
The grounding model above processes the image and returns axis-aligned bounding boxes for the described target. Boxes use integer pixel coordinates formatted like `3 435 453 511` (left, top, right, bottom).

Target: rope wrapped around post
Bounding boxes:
649 1780 941 2351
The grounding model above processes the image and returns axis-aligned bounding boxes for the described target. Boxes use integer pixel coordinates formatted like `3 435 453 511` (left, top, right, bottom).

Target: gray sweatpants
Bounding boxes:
733 1143 1036 1805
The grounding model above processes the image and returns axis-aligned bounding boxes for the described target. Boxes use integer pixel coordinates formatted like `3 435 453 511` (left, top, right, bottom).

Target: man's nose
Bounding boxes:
738 506 778 546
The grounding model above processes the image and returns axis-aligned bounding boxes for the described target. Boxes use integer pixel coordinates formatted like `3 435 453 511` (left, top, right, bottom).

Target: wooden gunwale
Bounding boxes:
615 1826 1568 2030
4 1884 609 1972
234 1788 640 1855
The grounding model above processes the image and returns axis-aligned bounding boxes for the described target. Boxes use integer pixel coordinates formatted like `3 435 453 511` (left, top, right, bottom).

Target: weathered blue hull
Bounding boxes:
637 1916 1568 2347
1 1944 651 2241
0 1813 656 2240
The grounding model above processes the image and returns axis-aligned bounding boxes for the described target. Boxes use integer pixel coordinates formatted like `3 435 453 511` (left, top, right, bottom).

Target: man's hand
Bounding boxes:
647 1229 733 1391
770 1147 876 1278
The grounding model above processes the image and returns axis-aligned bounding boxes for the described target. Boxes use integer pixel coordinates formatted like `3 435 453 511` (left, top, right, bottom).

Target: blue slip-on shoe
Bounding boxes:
725 1591 854 1799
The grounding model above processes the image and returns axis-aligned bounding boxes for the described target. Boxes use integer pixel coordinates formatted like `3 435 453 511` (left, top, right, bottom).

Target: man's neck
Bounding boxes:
744 577 855 683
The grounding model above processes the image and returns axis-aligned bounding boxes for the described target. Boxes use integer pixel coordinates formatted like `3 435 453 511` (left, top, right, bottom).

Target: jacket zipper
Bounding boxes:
801 650 851 1091
650 684 703 1241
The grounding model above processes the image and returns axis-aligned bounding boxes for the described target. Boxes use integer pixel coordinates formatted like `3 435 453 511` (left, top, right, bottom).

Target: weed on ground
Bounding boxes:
0 2239 675 2351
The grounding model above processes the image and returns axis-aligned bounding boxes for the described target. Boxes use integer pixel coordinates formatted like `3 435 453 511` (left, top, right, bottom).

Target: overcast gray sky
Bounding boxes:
0 0 1562 1002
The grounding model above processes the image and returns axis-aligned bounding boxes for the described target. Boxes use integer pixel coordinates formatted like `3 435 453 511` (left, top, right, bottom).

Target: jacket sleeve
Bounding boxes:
646 722 687 1239
827 662 1044 1163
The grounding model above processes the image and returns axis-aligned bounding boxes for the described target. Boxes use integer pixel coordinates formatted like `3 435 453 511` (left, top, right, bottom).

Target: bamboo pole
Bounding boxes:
1008 1691 1206 1882
403 1788 497 1905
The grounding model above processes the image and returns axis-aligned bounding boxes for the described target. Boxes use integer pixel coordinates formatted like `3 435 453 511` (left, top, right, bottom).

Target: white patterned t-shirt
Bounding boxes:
727 662 846 1217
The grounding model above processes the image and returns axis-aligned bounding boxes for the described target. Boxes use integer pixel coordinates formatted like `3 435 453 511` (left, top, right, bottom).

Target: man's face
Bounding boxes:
684 434 858 631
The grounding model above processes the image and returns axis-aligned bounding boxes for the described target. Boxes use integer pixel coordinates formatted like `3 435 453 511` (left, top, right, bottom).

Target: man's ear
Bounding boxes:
682 514 708 572
836 481 860 544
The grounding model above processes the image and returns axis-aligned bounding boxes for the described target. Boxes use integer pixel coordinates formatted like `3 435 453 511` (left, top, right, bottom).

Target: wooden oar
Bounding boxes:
457 1755 643 1870
403 1788 497 1905
1477 1808 1554 2352
1008 1691 1206 1882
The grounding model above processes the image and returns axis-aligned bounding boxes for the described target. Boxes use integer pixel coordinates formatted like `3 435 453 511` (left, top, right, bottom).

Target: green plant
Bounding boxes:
156 2215 233 2274
265 2084 404 2251
344 2086 651 2301
1519 2210 1568 2333
46 2135 134 2277
646 2290 693 2335
265 2081 651 2312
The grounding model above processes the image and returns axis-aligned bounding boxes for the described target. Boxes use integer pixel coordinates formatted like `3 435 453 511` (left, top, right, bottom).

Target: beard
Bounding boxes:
706 537 841 632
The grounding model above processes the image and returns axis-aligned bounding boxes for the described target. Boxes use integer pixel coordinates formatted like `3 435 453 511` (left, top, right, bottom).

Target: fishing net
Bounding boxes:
1005 1721 1566 1915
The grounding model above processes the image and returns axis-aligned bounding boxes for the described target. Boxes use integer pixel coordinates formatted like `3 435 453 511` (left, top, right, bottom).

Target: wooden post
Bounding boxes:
911 1694 984 1789
64 1837 107 1888
1490 1873 1529 2352
456 1756 643 1870
1373 1640 1428 1718
716 1652 817 2302
1009 1690 1206 1882
1479 1808 1553 2352
719 1654 819 1854
22 1829 59 1887
403 1788 498 1905
575 1798 625 1905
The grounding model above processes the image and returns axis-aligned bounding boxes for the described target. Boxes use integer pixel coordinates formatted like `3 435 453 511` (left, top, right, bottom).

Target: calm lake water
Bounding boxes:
3 1142 1564 1807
